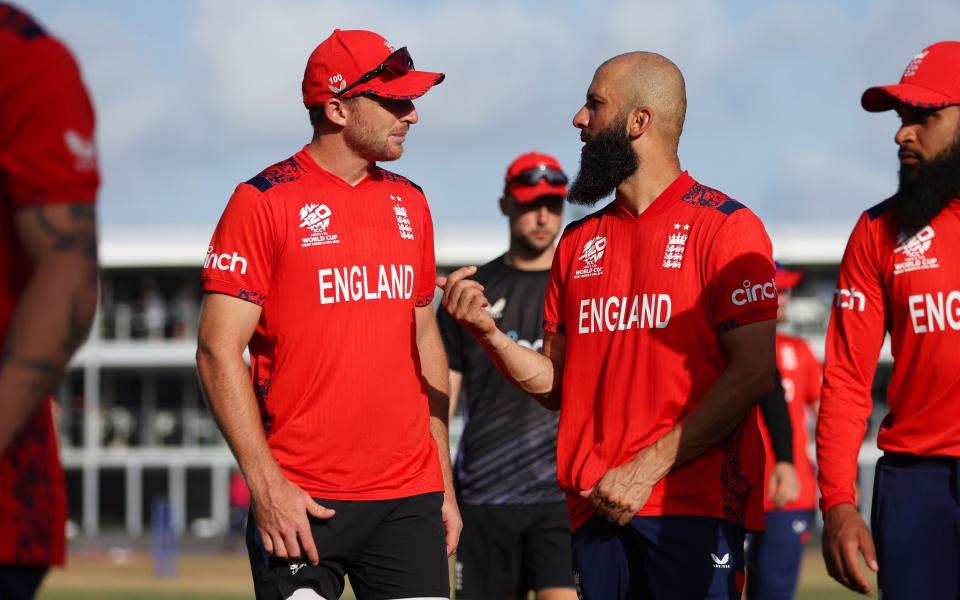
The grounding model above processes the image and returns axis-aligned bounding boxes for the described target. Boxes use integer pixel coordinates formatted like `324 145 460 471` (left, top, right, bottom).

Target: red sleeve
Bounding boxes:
201 184 279 306
705 210 778 331
817 212 885 511
799 341 823 407
415 200 437 308
0 36 98 206
543 232 569 334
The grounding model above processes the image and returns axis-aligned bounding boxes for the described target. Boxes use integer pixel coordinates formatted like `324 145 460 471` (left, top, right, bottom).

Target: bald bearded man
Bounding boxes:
438 52 777 599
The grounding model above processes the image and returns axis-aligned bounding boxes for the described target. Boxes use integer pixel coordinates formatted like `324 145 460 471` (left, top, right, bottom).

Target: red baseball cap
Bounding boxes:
862 41 960 112
302 29 444 109
504 152 568 203
775 261 804 291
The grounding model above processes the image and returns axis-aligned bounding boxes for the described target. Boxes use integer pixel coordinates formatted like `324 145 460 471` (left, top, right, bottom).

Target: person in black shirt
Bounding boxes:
438 152 576 600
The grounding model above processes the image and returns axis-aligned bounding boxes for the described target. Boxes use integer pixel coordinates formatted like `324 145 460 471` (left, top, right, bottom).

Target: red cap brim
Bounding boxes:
861 83 958 112
345 71 445 101
775 269 803 291
508 180 567 203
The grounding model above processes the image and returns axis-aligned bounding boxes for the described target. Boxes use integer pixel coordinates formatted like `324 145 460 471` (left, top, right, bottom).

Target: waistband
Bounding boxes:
881 453 960 467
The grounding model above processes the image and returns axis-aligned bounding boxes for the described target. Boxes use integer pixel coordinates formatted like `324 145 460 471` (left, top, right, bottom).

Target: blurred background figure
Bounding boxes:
747 262 822 600
438 151 576 600
0 3 99 599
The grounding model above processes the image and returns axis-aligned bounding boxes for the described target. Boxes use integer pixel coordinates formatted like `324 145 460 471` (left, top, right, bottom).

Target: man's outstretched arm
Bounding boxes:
437 266 565 410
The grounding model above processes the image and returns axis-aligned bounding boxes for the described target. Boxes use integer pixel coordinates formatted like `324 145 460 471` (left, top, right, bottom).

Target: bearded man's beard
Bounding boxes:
568 114 639 206
892 131 960 236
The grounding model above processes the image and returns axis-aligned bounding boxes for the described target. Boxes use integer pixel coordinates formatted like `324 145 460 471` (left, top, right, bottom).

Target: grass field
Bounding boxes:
38 549 877 599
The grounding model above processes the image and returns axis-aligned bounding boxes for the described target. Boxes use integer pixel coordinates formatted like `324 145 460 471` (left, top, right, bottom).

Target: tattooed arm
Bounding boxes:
0 203 99 455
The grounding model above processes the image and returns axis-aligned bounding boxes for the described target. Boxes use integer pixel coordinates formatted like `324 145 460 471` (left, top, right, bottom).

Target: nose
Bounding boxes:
537 205 550 223
572 106 588 130
402 101 419 125
895 122 916 147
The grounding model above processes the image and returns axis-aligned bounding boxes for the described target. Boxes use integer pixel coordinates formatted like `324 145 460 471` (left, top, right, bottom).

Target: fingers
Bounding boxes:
860 528 879 573
307 500 336 520
839 538 872 594
438 266 477 299
259 527 275 555
298 525 320 566
280 527 302 561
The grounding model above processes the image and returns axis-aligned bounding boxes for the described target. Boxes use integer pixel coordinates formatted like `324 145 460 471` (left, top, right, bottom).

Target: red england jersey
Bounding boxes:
543 172 777 532
818 199 960 511
202 147 443 500
759 333 821 512
0 5 99 565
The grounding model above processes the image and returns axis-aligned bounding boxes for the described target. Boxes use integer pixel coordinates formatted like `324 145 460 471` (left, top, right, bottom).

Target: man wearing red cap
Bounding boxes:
819 41 960 598
0 5 100 599
439 52 777 599
197 29 458 600
746 263 821 600
437 151 576 600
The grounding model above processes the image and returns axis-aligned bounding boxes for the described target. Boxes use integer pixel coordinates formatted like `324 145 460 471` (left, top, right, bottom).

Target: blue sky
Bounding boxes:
22 0 960 234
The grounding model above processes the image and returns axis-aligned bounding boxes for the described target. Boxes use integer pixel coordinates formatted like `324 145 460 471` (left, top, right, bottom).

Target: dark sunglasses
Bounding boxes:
507 165 568 188
336 47 414 97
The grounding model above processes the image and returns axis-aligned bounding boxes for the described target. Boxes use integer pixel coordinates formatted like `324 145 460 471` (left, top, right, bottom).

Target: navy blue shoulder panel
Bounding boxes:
374 168 424 194
0 4 46 39
866 199 891 221
680 182 745 215
243 157 305 193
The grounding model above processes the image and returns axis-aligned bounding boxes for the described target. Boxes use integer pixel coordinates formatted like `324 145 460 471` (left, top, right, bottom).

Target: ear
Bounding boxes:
628 106 653 140
324 97 350 127
499 196 510 216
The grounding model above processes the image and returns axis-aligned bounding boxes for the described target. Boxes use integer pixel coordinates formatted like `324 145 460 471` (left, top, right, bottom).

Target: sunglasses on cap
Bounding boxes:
507 165 569 188
336 46 414 98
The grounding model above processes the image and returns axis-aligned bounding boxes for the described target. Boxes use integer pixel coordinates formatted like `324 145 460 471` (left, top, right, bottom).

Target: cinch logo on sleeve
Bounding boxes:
731 279 776 306
834 287 866 312
908 291 960 334
577 294 672 334
318 264 414 305
204 246 248 274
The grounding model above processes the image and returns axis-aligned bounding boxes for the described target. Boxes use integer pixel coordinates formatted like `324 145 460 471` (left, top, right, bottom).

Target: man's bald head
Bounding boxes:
598 52 687 148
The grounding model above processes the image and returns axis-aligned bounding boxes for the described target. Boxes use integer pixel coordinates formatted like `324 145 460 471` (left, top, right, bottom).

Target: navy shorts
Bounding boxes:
0 565 48 600
872 454 960 600
571 514 745 600
745 509 812 600
246 492 449 600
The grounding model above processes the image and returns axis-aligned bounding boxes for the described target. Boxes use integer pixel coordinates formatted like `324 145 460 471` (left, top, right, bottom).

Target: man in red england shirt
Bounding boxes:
197 29 460 600
440 52 777 599
818 41 960 598
747 263 822 600
0 4 100 599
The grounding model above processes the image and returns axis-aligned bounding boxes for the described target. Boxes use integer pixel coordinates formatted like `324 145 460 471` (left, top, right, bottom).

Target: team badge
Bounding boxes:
391 195 414 240
662 223 690 269
299 203 341 247
574 235 606 279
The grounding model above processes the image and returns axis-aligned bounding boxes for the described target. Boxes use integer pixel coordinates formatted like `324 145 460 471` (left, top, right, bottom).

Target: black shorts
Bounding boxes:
0 565 48 600
246 492 448 600
455 502 574 599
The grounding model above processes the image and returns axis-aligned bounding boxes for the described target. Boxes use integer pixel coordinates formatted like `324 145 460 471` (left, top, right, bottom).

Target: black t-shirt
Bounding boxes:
438 255 563 504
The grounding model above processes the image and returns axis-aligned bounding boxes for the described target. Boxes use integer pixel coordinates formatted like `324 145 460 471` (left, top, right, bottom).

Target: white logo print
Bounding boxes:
663 223 690 269
486 297 507 319
299 203 341 247
289 561 306 575
574 236 607 279
792 519 808 534
731 279 776 306
894 226 939 275
204 246 248 274
711 552 732 569
64 129 96 171
392 196 414 240
903 50 929 78
834 287 866 312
